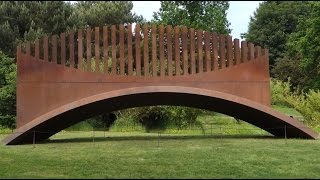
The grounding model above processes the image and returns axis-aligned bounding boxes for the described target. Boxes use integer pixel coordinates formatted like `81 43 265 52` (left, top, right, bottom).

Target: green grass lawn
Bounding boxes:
1 132 320 179
272 104 304 120
0 106 319 178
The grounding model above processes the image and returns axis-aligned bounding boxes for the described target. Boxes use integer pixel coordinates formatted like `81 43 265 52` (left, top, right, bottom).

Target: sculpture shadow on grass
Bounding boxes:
43 134 277 144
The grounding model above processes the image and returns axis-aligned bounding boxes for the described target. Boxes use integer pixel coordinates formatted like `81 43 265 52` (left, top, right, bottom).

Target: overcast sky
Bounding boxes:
132 1 262 40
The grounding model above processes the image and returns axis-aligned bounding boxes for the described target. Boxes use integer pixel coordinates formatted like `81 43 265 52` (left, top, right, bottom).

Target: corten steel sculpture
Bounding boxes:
3 24 318 145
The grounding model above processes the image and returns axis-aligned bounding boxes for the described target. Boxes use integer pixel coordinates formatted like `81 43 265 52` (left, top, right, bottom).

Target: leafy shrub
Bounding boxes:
116 106 204 132
287 89 320 128
0 125 12 134
270 78 292 106
166 106 203 129
110 113 144 132
271 78 320 128
87 113 117 130
66 121 94 131
135 106 170 132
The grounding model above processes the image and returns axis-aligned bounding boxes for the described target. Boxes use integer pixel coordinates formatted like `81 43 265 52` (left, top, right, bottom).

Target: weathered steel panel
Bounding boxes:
3 24 318 145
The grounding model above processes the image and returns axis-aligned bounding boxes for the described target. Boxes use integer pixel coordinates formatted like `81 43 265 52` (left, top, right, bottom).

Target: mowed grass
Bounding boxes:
0 106 319 179
1 132 320 178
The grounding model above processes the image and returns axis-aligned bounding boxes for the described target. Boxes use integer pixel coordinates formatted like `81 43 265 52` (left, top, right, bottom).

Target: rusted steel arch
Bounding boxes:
3 86 318 145
4 23 319 145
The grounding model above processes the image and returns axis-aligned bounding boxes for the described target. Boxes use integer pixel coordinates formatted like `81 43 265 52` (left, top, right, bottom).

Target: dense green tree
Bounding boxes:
0 1 145 129
272 2 320 90
67 1 144 31
0 1 74 128
272 54 311 91
243 1 312 74
0 1 143 57
285 2 320 90
0 1 74 57
0 51 16 128
152 1 231 34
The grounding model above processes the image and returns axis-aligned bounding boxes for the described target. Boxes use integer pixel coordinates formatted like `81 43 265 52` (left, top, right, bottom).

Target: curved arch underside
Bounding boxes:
3 86 318 145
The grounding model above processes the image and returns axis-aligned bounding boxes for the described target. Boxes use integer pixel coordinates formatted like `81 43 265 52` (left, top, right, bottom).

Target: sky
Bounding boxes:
132 1 263 40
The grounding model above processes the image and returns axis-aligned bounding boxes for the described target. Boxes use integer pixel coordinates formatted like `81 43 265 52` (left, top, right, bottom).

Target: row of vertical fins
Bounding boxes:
19 24 267 76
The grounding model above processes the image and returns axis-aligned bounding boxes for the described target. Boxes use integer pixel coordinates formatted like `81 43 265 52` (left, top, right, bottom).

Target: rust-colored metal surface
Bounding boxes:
3 24 318 145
